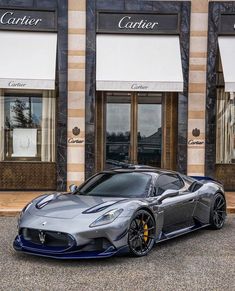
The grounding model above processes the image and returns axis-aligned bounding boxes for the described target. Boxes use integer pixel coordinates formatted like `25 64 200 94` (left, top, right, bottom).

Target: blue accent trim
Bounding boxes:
13 235 128 259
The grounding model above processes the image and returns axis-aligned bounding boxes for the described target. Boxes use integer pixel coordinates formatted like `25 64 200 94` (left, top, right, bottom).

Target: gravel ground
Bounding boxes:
0 215 234 291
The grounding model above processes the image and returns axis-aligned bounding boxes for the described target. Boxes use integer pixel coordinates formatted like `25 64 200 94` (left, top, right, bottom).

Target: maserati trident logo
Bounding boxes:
39 231 46 244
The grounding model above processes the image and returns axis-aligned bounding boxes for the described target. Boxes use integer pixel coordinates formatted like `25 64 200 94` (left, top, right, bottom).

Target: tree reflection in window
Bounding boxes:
8 99 32 128
5 97 41 130
4 95 42 160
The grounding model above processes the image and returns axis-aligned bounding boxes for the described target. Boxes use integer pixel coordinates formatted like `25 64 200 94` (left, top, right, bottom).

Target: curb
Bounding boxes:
227 207 235 214
0 209 21 217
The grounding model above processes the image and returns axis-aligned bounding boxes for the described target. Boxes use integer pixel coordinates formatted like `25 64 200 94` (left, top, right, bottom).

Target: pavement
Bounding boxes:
0 191 234 216
0 215 234 291
0 191 50 216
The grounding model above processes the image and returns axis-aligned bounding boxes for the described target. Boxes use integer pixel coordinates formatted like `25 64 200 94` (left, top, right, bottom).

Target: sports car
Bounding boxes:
13 165 227 259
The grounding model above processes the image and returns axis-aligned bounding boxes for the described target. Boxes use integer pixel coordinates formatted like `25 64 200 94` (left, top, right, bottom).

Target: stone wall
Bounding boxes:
67 0 86 188
187 0 208 175
66 0 232 184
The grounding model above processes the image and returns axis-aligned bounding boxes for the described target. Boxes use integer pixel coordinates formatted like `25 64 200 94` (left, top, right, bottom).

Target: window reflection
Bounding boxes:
106 96 131 167
104 92 162 168
138 96 162 167
0 91 56 162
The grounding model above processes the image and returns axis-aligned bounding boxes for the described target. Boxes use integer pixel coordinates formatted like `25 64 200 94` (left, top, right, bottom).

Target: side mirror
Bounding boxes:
69 184 78 193
157 189 178 203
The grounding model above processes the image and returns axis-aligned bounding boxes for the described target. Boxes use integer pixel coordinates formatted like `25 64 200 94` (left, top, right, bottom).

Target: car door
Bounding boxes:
155 174 197 234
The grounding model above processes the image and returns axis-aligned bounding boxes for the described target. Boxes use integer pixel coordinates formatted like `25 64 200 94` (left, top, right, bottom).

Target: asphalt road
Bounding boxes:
0 216 234 291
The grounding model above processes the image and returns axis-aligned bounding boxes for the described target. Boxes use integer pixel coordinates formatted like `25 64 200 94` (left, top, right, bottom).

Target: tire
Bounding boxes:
128 209 156 257
210 193 226 230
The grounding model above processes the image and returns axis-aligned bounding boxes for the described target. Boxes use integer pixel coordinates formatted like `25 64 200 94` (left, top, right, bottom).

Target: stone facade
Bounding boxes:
187 0 208 176
0 0 68 191
67 0 233 187
0 0 233 190
67 0 86 189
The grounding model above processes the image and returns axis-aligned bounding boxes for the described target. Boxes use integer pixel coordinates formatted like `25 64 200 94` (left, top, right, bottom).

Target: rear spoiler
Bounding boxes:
190 176 223 186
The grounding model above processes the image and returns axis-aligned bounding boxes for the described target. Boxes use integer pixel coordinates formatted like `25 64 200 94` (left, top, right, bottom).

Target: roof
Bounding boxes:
102 164 177 176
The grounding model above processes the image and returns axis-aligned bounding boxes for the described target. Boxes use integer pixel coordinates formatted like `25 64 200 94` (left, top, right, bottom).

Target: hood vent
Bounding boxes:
36 194 58 209
82 201 121 214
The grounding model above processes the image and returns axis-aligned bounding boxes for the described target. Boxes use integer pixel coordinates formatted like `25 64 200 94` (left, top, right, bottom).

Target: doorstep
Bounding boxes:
0 191 234 217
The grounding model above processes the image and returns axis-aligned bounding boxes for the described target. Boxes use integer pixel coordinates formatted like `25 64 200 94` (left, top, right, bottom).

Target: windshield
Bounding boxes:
78 172 152 198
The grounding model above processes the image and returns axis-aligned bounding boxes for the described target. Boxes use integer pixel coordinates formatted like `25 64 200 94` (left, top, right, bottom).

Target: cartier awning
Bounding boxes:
218 36 235 92
0 31 57 90
96 35 183 92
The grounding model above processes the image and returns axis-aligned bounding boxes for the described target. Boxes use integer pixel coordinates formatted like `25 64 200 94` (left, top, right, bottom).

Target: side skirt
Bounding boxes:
156 224 210 244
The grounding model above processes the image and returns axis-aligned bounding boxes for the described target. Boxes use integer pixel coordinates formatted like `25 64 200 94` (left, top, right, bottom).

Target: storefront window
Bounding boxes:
216 89 235 163
0 90 56 162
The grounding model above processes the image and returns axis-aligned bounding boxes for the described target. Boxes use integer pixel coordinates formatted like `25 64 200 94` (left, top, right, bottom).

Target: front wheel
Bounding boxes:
128 210 156 257
210 193 226 229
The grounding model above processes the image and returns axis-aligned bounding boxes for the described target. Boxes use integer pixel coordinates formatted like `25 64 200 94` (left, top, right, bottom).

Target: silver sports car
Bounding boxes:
14 165 227 259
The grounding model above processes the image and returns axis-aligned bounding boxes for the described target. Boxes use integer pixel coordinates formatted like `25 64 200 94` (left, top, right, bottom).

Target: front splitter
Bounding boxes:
13 235 129 260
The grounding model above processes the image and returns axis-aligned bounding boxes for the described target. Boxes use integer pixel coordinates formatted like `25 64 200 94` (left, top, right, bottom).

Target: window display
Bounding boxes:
0 90 55 162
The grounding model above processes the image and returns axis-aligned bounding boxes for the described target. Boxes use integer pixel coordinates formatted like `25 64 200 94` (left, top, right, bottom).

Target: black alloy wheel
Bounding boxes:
128 210 156 257
210 193 226 229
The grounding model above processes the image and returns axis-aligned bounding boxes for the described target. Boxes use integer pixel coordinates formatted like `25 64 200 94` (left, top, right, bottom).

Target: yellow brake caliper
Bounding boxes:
142 220 149 242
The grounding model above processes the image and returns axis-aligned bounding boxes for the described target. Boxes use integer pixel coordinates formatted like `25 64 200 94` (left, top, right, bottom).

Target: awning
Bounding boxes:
96 34 183 92
0 31 57 90
218 36 235 92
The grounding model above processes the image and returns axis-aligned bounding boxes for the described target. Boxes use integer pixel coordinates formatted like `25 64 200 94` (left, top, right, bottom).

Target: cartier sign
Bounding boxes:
97 12 179 34
0 8 56 31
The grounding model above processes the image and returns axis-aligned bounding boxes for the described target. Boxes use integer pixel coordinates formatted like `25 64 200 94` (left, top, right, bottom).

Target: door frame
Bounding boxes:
86 1 190 179
96 91 178 172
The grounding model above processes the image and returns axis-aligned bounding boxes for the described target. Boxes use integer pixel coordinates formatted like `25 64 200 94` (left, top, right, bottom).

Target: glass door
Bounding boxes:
137 93 162 167
105 93 131 167
103 92 162 169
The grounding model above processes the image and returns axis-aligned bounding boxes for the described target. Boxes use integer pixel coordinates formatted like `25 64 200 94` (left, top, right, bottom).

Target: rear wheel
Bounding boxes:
128 210 156 257
210 193 226 229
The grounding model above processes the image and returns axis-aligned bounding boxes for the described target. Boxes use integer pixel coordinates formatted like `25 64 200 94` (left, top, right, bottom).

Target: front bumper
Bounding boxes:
13 234 129 259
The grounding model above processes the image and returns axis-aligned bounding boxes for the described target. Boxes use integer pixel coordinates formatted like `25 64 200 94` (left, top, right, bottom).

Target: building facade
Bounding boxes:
0 0 235 192
0 0 68 191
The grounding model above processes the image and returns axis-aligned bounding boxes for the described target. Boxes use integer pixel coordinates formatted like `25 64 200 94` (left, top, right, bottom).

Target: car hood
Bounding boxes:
31 194 127 219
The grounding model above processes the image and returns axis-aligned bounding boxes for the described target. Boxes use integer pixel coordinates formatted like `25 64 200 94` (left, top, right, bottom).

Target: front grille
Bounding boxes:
21 228 74 248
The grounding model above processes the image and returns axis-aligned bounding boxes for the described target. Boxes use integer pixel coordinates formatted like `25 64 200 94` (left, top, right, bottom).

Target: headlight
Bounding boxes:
89 208 123 228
